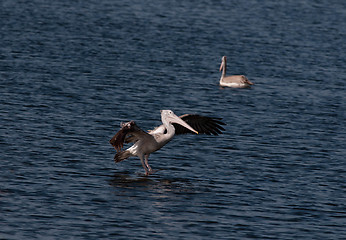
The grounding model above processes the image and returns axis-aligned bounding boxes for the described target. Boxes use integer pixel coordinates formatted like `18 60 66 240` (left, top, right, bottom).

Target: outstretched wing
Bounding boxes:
173 114 226 135
109 121 148 152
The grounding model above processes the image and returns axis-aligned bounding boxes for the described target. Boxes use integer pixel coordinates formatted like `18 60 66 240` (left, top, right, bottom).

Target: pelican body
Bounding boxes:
110 110 225 175
219 56 253 88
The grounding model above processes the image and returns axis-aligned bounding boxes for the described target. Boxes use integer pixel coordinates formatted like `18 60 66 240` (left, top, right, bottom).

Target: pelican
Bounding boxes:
110 110 225 175
219 56 253 88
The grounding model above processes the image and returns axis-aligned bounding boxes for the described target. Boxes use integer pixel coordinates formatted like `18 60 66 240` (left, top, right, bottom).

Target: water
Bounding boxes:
1 0 345 239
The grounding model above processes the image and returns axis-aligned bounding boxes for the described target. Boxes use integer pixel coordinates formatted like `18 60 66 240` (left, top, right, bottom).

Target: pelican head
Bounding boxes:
160 110 198 134
219 56 227 72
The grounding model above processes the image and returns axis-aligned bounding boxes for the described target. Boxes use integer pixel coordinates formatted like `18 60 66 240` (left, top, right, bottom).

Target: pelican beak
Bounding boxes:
165 111 198 134
172 116 199 134
219 62 223 72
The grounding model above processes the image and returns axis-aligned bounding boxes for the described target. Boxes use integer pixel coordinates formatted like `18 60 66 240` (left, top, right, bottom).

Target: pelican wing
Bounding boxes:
109 121 149 152
173 114 226 135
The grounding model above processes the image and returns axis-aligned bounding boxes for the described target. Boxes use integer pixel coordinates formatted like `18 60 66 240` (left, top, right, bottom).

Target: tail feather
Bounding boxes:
243 76 254 85
114 150 131 163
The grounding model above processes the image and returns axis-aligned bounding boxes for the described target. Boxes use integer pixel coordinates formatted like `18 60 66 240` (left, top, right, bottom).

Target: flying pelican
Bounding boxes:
219 56 254 88
110 110 226 175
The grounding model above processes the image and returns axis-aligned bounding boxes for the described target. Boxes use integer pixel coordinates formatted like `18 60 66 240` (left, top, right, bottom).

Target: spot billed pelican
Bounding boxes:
219 56 253 88
110 110 226 175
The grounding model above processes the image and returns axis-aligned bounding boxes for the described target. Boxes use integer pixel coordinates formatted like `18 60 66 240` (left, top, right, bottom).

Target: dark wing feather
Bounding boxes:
173 114 226 135
109 121 141 152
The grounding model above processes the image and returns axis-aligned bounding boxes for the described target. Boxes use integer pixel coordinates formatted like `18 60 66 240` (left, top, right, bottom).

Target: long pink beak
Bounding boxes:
169 115 198 134
219 62 223 72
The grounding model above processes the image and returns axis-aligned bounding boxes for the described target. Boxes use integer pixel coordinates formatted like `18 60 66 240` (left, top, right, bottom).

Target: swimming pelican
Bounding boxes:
110 110 225 175
219 56 253 88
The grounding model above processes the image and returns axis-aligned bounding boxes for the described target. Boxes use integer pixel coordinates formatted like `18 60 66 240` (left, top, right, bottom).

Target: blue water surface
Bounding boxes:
1 0 345 239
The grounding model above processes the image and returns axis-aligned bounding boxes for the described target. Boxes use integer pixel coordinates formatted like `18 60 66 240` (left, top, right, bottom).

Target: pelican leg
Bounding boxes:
139 154 149 175
144 154 153 175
